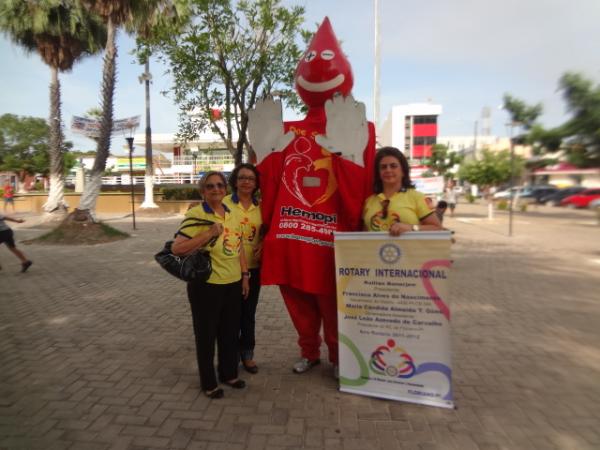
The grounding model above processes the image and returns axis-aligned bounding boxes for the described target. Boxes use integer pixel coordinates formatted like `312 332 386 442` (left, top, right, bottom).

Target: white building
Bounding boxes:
380 103 443 160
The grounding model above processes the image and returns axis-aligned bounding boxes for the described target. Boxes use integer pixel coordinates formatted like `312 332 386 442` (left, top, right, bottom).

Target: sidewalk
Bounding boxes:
1 204 599 450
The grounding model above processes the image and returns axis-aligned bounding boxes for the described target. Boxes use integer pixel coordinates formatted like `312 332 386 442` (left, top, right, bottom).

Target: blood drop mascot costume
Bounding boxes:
248 18 375 373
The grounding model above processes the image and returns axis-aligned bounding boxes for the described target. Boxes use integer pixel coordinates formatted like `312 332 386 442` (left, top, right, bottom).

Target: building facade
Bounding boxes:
380 103 443 160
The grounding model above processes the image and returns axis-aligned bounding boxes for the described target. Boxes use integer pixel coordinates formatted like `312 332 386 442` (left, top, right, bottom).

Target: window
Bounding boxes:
413 136 437 145
413 115 437 124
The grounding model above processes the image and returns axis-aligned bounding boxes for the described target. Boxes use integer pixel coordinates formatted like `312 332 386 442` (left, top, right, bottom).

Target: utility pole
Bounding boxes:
373 0 381 130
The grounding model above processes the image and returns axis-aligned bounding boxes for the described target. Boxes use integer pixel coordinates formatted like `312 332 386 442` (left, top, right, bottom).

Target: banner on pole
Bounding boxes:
71 115 140 138
334 231 454 409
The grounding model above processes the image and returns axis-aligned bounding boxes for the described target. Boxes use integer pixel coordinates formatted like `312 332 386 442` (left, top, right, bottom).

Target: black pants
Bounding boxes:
240 268 261 361
187 280 242 391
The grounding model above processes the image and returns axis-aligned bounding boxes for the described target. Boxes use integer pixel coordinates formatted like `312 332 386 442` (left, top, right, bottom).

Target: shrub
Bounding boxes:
161 187 202 200
497 199 508 210
465 193 476 203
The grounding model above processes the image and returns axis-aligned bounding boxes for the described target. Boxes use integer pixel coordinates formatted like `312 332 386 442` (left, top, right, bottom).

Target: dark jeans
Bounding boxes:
240 268 261 361
187 280 242 391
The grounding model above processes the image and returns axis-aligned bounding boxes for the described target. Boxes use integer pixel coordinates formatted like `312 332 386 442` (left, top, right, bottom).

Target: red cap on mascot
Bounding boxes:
295 17 354 108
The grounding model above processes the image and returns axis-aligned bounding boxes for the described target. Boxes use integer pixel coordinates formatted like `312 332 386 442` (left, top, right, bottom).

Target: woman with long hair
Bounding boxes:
363 147 443 234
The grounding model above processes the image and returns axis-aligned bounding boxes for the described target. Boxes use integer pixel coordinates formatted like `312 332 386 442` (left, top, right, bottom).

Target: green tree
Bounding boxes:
458 150 524 190
501 94 542 131
424 144 462 179
0 114 76 188
556 72 600 167
154 0 306 165
0 0 106 212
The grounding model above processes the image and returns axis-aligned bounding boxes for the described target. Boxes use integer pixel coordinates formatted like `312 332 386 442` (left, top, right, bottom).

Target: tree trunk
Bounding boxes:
43 66 68 214
78 17 117 220
140 59 157 209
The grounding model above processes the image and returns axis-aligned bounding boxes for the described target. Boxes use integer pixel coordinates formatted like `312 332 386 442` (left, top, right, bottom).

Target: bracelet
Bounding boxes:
242 272 250 278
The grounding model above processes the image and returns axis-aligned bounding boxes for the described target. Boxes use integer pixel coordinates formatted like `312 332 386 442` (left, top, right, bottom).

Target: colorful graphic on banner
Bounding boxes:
334 231 453 408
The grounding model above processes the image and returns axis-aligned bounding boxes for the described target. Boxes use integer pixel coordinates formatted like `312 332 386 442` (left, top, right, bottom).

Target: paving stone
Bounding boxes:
1 205 599 449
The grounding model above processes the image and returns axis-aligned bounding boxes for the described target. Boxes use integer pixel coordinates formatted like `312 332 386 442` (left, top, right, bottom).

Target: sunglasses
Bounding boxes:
379 163 400 170
238 175 256 182
205 182 225 190
381 199 390 219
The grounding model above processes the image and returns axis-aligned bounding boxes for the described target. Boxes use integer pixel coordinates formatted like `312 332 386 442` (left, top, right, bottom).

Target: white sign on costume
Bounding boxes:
334 231 454 409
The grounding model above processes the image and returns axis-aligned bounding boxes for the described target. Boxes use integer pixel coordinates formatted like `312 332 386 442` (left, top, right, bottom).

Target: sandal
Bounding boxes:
223 379 246 389
204 387 224 399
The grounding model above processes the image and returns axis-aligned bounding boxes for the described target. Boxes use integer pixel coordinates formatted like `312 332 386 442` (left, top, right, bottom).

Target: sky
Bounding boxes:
1 0 599 155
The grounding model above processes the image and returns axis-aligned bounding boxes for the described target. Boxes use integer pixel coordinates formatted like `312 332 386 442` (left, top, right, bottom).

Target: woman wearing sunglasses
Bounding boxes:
172 171 250 399
224 164 263 375
363 147 443 234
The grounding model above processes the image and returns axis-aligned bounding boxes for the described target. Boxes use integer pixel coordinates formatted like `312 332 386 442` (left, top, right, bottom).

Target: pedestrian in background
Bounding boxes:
3 182 15 213
0 214 32 272
444 181 457 217
224 163 263 375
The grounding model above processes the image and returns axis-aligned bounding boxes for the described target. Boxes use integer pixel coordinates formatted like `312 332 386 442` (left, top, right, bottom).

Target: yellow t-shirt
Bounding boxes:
363 189 433 231
223 194 262 269
177 202 242 284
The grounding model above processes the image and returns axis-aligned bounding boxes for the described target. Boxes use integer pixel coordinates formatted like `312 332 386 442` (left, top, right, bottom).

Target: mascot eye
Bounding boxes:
321 49 335 60
304 50 317 62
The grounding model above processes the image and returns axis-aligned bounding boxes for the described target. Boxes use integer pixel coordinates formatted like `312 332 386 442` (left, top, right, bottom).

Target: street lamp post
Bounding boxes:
125 137 137 230
190 146 199 183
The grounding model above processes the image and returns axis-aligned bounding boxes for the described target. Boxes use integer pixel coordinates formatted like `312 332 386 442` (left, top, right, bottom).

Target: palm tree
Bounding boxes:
77 0 185 220
0 0 106 216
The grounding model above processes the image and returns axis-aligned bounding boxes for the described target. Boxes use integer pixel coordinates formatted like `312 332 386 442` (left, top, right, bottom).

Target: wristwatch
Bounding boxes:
411 224 420 232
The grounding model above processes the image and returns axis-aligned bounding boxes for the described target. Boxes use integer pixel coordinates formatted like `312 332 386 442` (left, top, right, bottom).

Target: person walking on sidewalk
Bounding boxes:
3 183 15 213
0 214 32 272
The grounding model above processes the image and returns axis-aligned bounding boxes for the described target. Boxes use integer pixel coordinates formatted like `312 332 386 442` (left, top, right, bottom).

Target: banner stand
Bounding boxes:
334 231 454 409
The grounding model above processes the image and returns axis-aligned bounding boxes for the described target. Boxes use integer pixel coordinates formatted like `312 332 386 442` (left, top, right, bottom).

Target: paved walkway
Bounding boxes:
1 203 599 450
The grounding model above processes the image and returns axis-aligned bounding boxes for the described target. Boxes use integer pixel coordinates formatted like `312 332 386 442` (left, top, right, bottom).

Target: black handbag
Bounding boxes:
154 218 216 282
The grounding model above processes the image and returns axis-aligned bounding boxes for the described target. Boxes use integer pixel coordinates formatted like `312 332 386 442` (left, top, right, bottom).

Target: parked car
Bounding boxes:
590 198 600 209
540 186 586 206
560 188 600 208
519 185 559 204
493 187 522 200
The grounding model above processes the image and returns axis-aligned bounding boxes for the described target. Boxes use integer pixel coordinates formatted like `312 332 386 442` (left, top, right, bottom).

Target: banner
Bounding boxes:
334 231 453 408
414 176 444 195
71 115 140 138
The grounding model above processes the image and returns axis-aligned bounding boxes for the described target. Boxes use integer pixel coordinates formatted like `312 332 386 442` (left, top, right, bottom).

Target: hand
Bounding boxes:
315 93 368 167
253 243 263 262
389 222 412 236
242 277 250 299
248 97 295 164
210 223 223 238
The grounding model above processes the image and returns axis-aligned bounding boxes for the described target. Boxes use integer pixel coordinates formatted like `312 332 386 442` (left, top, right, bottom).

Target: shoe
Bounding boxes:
242 360 259 374
204 388 224 399
21 261 32 273
333 365 339 380
292 358 320 374
223 379 245 389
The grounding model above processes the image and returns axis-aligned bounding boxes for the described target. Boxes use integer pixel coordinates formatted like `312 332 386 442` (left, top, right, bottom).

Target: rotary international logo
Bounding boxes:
379 243 401 264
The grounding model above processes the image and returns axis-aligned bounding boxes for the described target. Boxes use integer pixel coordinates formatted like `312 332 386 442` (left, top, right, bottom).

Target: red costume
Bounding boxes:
256 18 375 365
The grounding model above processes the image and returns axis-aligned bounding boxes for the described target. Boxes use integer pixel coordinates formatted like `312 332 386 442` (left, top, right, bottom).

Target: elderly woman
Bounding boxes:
363 147 443 234
223 163 263 374
172 171 250 399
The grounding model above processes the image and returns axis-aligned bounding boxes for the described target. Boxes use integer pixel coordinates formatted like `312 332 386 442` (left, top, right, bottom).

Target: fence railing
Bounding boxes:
66 174 202 186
